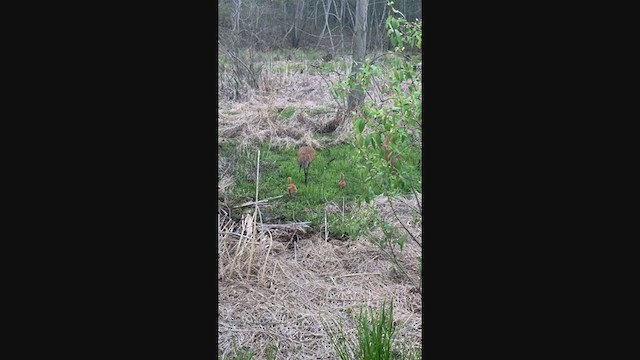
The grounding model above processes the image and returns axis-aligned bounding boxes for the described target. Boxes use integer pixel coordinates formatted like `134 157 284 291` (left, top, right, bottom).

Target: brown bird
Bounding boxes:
381 134 401 168
297 146 317 185
287 177 298 196
338 172 346 189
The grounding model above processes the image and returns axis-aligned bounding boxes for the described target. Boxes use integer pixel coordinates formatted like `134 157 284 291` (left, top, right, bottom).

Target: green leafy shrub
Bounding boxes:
333 1 423 286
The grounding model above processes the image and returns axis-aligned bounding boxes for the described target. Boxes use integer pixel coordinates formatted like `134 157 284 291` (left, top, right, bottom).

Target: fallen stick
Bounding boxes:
335 272 382 278
233 195 284 209
257 222 311 230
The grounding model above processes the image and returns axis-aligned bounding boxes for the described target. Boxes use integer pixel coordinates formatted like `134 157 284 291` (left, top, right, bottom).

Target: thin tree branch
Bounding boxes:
387 195 421 248
411 186 422 216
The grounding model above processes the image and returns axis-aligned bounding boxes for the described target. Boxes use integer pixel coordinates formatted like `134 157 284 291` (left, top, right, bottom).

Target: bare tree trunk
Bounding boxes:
380 3 387 50
292 0 306 48
367 3 375 51
315 0 334 52
347 0 368 112
338 0 345 52
371 0 387 51
343 0 356 32
282 0 306 48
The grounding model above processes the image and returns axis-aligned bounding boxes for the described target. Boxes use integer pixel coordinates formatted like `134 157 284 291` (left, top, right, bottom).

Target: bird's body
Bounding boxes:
287 177 298 196
338 172 346 189
382 134 401 167
297 146 317 185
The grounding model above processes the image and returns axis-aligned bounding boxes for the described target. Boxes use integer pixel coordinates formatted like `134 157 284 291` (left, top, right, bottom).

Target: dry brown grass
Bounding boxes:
218 213 421 359
218 190 422 359
218 60 356 150
218 59 422 359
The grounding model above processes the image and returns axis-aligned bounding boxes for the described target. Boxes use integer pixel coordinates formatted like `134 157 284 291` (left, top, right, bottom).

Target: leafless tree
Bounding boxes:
282 0 307 48
347 0 368 112
217 0 420 53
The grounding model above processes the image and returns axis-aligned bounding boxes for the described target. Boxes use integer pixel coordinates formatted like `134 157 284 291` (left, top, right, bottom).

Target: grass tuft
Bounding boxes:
356 301 394 360
323 301 420 360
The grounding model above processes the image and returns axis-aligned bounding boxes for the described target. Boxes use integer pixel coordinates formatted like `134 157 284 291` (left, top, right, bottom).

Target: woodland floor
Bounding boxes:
218 56 422 359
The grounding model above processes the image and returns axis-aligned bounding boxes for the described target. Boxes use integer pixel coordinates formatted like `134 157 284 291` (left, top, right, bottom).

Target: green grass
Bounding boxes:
312 133 337 143
265 343 277 360
221 341 254 360
323 301 421 360
219 141 421 234
319 62 336 72
356 302 394 360
306 106 334 117
268 59 349 76
277 106 295 119
261 51 354 77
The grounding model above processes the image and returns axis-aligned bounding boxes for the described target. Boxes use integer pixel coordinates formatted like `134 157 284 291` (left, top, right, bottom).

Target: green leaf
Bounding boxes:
355 118 365 134
374 132 382 149
364 134 373 147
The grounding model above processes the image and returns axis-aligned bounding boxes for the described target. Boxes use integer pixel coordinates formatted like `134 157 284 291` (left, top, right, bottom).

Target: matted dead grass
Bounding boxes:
218 193 422 359
218 61 355 149
218 55 419 150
